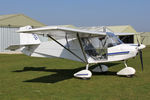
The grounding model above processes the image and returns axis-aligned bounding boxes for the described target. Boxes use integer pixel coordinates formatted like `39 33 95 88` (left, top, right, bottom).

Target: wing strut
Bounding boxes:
76 33 88 64
65 33 70 49
47 34 86 63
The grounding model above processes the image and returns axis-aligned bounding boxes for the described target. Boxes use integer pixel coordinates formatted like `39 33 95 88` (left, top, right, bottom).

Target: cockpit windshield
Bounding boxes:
105 32 123 47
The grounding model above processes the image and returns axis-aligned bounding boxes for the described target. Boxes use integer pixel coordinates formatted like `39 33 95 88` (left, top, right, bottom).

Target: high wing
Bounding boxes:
17 26 106 38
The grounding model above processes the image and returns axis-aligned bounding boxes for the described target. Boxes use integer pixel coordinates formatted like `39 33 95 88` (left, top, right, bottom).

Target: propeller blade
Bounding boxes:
136 35 144 71
137 38 140 46
141 37 145 44
139 50 144 71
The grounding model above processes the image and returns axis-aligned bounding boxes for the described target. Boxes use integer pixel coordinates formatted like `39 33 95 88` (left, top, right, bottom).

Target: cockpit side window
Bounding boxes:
81 36 107 60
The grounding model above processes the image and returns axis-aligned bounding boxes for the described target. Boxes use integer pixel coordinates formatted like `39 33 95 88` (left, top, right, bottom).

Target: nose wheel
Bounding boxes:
117 61 136 77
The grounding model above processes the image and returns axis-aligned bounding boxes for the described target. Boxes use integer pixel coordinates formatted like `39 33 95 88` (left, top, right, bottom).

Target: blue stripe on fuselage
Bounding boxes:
130 44 138 46
108 51 129 56
76 74 88 76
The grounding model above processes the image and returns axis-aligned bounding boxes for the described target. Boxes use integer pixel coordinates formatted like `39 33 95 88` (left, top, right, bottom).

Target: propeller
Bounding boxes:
136 37 145 71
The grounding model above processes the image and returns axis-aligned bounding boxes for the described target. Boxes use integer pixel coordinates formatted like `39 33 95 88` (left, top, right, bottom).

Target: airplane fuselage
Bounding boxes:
21 39 141 64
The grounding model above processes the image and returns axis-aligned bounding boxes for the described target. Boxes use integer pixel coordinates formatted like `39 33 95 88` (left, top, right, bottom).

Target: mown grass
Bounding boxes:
0 47 150 100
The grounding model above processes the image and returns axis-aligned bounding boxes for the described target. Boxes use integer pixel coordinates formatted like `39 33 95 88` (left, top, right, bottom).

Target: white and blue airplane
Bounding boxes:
7 25 146 79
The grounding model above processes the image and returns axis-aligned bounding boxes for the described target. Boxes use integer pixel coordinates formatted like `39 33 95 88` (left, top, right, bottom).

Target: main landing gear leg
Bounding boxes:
117 60 136 77
74 64 92 79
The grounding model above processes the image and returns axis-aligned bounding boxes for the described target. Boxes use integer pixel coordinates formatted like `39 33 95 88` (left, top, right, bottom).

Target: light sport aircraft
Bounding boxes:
7 25 146 79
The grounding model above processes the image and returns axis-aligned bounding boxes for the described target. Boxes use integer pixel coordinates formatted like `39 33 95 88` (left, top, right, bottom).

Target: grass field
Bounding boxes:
0 47 150 100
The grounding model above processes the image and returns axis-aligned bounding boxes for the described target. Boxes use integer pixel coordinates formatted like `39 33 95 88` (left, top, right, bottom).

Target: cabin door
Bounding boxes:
81 37 108 60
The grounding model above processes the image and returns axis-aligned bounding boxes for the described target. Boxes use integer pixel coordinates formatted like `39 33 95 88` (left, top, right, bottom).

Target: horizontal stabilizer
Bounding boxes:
6 44 39 51
6 45 24 51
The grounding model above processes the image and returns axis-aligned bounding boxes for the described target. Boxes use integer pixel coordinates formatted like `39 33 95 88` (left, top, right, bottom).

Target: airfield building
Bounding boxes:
140 32 150 45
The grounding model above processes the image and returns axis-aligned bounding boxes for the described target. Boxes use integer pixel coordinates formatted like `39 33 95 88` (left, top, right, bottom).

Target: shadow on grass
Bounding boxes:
13 63 120 83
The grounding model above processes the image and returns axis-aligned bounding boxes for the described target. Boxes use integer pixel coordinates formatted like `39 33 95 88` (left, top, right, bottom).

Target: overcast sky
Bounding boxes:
0 0 150 32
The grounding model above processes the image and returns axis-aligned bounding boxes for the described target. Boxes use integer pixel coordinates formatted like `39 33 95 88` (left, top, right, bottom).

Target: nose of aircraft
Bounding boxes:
138 44 146 50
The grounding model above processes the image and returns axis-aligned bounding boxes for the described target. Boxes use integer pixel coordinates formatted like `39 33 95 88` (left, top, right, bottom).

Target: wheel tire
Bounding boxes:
126 75 133 78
